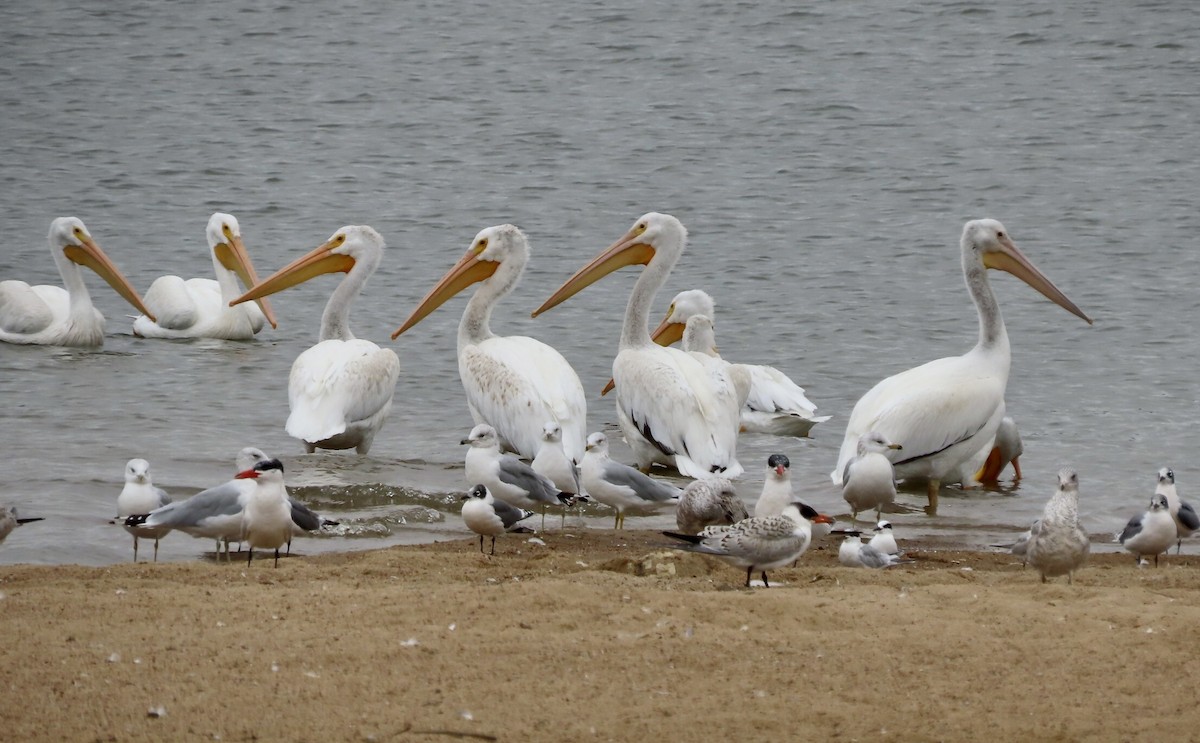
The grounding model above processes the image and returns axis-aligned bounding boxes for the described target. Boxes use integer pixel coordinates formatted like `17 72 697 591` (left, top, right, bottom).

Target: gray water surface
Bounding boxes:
2 0 1198 564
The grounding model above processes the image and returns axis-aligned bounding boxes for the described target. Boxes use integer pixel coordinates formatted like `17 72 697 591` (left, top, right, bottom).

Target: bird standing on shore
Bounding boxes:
0 507 43 544
238 459 293 567
840 431 902 523
460 484 535 555
1155 467 1198 554
580 432 681 529
664 501 834 588
1025 469 1090 583
1117 493 1176 567
675 476 748 535
117 458 173 562
462 424 571 527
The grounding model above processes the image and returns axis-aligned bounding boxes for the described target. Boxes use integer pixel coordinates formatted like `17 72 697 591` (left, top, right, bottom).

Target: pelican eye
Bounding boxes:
996 231 1005 238
477 237 488 251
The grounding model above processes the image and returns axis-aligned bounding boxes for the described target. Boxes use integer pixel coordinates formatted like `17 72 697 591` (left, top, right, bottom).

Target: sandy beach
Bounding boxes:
3 529 1199 742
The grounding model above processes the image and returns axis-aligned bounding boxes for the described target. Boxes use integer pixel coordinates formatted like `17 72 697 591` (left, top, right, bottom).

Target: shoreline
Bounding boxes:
3 529 1198 741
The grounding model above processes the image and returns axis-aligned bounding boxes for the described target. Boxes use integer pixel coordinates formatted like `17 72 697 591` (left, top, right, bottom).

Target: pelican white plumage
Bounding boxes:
533 213 743 479
132 213 277 340
232 226 400 455
0 217 155 346
614 289 830 438
831 219 1092 513
393 224 587 461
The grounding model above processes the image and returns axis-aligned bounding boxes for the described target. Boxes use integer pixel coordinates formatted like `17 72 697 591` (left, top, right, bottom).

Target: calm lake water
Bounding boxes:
2 0 1198 564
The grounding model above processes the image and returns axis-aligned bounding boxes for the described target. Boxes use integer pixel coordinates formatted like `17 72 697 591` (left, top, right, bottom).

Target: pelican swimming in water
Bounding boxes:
393 224 587 462
533 213 744 479
232 225 400 455
604 289 830 438
0 217 155 346
831 219 1091 513
132 212 277 339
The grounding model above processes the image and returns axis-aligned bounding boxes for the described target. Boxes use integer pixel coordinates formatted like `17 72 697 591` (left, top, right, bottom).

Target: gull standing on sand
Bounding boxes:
460 484 535 555
1155 467 1198 554
532 421 586 527
1117 493 1176 567
868 520 900 556
664 501 834 588
116 458 173 562
675 476 748 535
840 431 902 523
238 459 293 567
462 424 570 527
0 506 43 544
1025 469 1091 584
580 432 681 529
997 520 1038 566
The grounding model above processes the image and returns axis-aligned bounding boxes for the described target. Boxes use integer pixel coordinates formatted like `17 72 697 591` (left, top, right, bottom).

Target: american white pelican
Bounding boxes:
611 288 830 438
663 501 834 588
235 459 293 567
831 219 1092 513
532 213 744 478
460 484 535 555
674 476 748 535
393 224 587 462
949 414 1024 487
132 213 277 340
117 458 173 562
0 217 155 346
1026 469 1090 583
232 226 401 455
1156 467 1198 553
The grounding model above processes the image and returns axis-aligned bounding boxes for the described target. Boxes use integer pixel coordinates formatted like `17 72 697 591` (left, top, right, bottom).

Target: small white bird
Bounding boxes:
580 432 681 529
0 506 43 544
838 535 866 566
858 541 914 569
460 484 536 555
463 424 570 526
117 458 173 562
675 476 749 535
841 431 903 523
1025 469 1091 583
868 520 900 556
238 459 293 567
1117 492 1176 567
664 501 835 588
754 454 793 519
1156 467 1199 554
531 421 585 528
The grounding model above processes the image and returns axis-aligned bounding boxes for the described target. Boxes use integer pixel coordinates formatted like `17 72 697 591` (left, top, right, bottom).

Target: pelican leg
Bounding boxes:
1011 456 1022 481
925 480 940 515
304 441 317 454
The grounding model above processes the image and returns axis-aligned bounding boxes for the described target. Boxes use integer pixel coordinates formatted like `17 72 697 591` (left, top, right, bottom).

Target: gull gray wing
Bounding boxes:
491 498 536 529
1118 513 1144 544
497 455 567 505
144 481 245 528
1179 500 1200 531
600 461 681 503
289 498 322 532
154 486 172 508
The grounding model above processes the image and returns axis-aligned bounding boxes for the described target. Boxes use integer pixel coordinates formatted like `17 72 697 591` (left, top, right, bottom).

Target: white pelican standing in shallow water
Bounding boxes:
608 288 830 437
232 225 400 455
392 224 587 462
831 219 1092 513
533 213 744 479
0 217 155 346
132 213 277 339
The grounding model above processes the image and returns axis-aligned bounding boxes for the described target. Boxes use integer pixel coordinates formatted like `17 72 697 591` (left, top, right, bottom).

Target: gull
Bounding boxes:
1156 467 1198 554
858 541 914 569
532 421 586 528
675 476 748 535
462 424 570 528
460 484 535 555
994 520 1039 566
0 506 43 544
238 459 293 567
868 520 900 556
664 501 834 588
840 431 902 523
1117 493 1176 567
116 458 173 562
1025 469 1091 583
580 432 681 529
839 535 866 567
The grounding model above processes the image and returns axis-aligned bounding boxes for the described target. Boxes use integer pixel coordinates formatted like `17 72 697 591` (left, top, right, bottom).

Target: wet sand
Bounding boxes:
2 530 1198 742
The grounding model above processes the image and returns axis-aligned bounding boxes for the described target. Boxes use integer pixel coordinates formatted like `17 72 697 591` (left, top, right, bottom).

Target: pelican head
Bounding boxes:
532 212 685 317
230 225 383 307
206 213 276 328
50 217 156 321
541 421 563 443
393 224 527 339
1056 468 1079 492
962 219 1092 325
682 314 718 356
125 458 151 485
650 289 715 347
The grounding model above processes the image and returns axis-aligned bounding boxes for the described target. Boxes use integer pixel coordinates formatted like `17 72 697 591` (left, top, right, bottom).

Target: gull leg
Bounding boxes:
153 538 159 563
478 535 484 554
761 571 770 589
247 547 253 566
744 566 752 588
274 548 280 568
541 507 546 532
490 536 496 556
132 536 139 563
